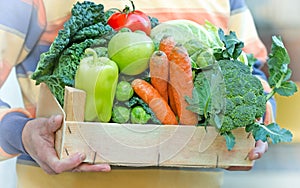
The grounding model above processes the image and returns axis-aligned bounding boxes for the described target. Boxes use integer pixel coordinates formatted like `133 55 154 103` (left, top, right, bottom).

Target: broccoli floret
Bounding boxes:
218 60 266 134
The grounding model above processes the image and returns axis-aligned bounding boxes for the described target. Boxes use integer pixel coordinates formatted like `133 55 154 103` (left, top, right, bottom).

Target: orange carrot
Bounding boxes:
131 79 178 125
168 44 198 125
149 51 169 103
159 35 176 59
159 35 177 113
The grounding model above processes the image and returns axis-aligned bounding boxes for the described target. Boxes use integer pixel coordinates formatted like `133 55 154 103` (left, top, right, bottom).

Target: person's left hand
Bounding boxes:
248 140 268 161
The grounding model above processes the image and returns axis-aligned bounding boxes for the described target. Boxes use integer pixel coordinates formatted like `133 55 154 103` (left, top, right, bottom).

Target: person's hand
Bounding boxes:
226 140 268 171
248 140 268 161
22 115 111 174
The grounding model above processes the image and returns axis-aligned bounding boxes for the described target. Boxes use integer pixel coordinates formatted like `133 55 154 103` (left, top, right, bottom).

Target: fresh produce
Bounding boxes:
75 48 119 122
112 105 131 123
151 19 222 49
115 80 134 101
125 96 161 124
31 1 114 105
168 44 198 125
158 35 178 113
131 79 178 125
185 29 297 150
31 0 296 152
149 51 169 102
130 106 151 124
159 35 177 58
107 0 152 35
108 29 155 75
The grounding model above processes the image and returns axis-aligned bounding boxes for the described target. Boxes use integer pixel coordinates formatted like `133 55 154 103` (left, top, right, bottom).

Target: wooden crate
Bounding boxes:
37 83 255 170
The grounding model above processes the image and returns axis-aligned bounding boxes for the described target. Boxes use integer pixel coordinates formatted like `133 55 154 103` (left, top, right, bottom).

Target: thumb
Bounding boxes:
48 115 64 133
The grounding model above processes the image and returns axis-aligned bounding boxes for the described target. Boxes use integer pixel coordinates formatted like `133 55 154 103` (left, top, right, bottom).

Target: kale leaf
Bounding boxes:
31 1 115 105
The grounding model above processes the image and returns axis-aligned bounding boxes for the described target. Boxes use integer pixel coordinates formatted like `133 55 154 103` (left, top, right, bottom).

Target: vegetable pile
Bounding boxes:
32 1 297 150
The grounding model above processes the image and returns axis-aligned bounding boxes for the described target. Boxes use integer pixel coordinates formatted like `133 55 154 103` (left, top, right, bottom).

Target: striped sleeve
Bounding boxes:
0 99 32 161
228 0 268 63
0 0 45 87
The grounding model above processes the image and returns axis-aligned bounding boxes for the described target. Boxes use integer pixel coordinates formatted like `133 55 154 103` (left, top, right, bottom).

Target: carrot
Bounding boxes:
159 35 177 113
149 51 169 102
131 78 178 125
159 35 176 59
168 44 198 125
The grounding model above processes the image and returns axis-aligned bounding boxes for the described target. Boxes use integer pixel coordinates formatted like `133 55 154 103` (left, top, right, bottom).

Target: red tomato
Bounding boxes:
107 1 151 36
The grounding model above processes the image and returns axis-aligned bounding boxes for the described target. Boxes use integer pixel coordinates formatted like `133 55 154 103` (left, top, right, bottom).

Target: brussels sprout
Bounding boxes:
112 106 130 123
130 106 151 124
115 81 134 101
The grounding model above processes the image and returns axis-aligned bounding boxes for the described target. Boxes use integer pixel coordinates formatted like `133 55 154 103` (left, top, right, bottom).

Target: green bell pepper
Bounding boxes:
75 48 119 122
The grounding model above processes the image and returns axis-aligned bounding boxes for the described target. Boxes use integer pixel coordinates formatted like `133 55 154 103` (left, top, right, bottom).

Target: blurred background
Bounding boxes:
223 0 300 187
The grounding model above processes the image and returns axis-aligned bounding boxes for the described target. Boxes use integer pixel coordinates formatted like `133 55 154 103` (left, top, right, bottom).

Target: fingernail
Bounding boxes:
253 153 259 160
101 166 111 172
79 153 86 161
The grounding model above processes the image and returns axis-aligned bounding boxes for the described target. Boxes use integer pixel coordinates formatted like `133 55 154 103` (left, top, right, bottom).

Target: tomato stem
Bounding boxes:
130 0 135 12
122 0 135 13
108 0 136 14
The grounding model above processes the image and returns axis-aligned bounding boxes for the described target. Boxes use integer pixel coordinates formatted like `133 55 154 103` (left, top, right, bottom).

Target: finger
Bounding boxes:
47 115 63 133
248 140 268 161
46 152 86 174
72 163 111 172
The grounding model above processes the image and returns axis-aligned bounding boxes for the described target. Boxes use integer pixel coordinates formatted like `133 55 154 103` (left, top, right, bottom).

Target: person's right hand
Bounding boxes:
22 115 111 174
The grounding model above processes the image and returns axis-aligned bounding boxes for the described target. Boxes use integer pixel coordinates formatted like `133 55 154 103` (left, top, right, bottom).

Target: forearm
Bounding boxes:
0 99 32 161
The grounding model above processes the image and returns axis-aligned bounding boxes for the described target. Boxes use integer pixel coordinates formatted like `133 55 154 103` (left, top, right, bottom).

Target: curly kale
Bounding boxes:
72 23 114 42
31 1 115 105
32 1 107 83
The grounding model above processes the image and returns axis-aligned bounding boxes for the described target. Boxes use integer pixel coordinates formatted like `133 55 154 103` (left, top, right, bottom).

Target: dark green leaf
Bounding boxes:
274 81 298 96
216 29 244 60
222 131 236 151
251 123 293 143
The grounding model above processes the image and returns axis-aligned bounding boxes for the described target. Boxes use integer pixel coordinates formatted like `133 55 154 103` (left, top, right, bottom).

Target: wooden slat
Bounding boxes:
61 122 255 169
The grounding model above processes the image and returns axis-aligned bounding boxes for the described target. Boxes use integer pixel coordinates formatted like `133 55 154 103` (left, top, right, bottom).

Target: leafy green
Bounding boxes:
246 123 293 144
72 23 114 42
31 1 115 105
186 63 226 130
214 29 244 60
32 1 107 81
223 132 236 150
186 73 211 125
188 28 295 150
266 36 298 100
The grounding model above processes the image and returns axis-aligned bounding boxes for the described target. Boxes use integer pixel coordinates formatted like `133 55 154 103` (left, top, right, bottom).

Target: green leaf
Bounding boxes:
216 29 244 60
222 131 236 151
251 123 293 143
274 81 298 96
267 36 290 87
266 35 298 100
186 72 211 116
